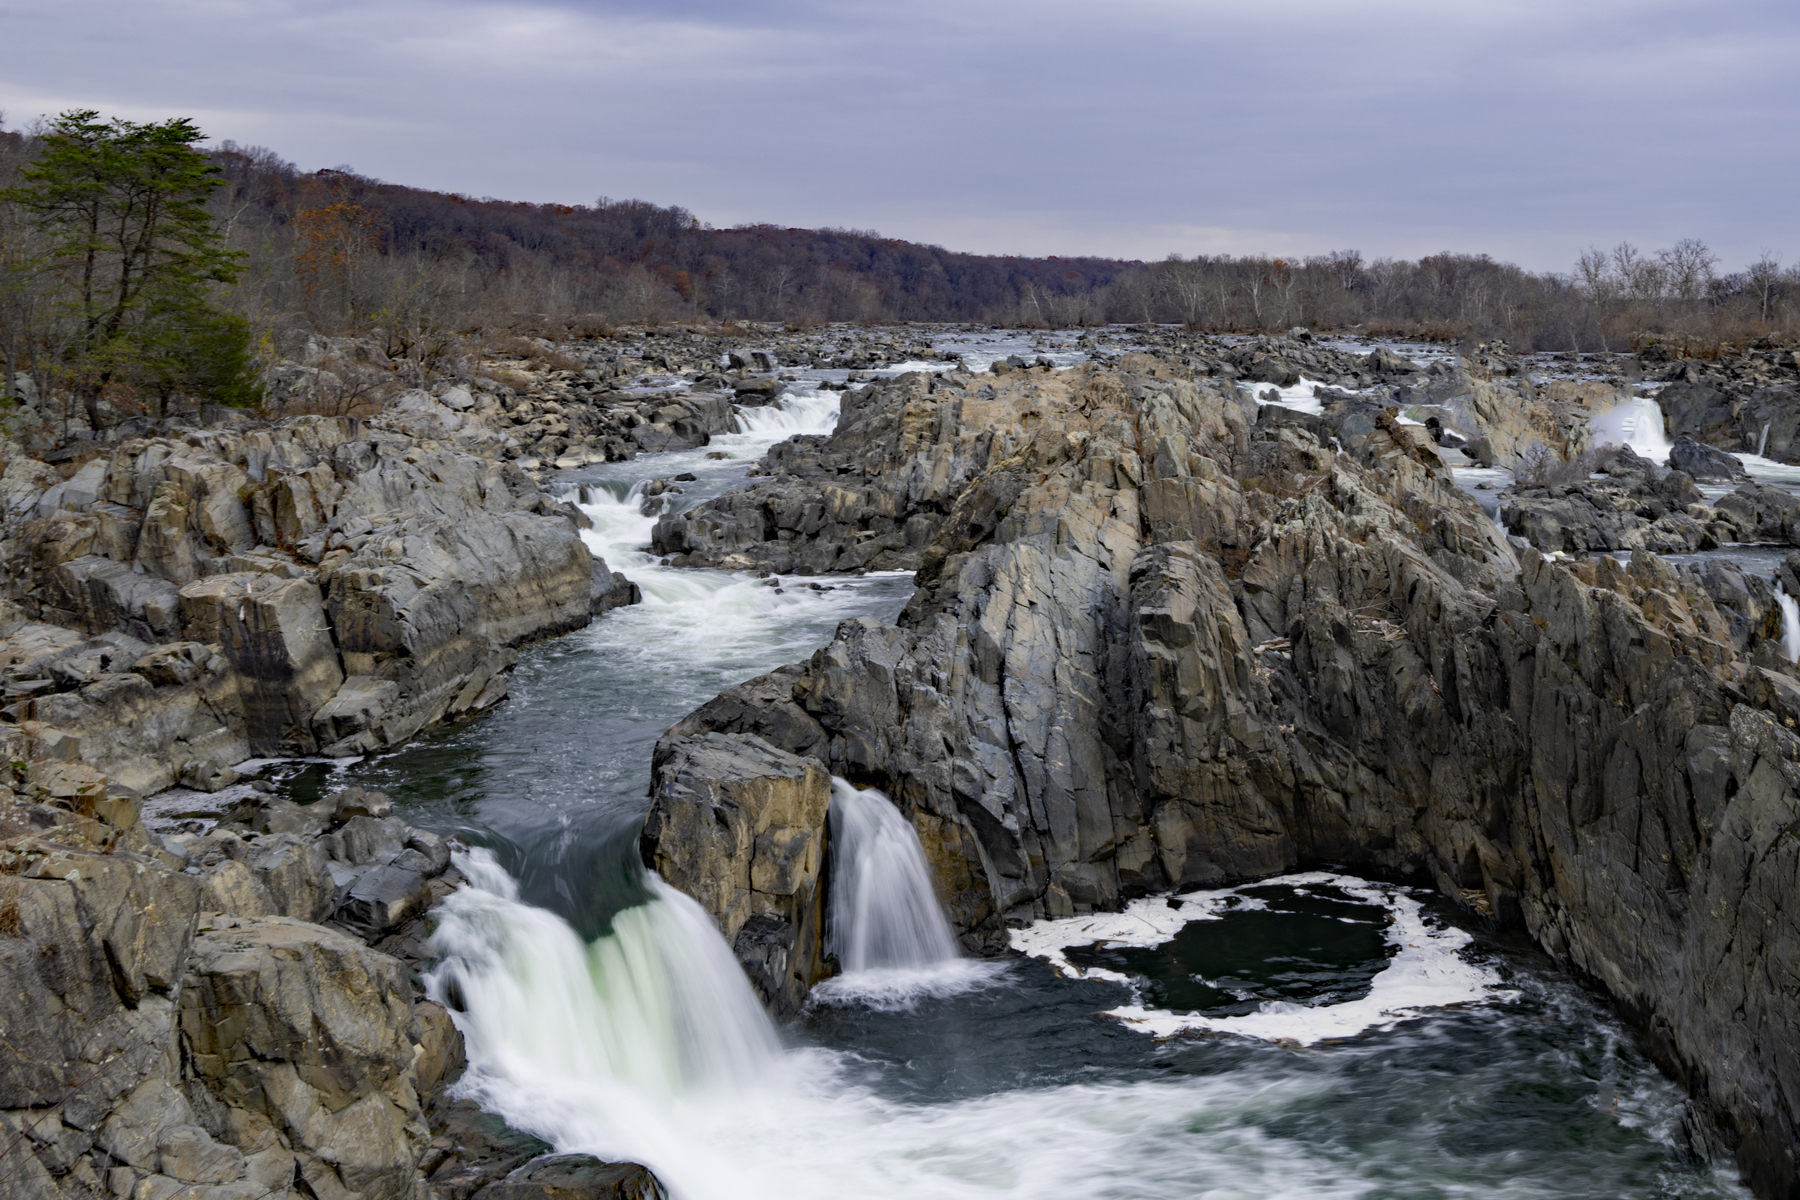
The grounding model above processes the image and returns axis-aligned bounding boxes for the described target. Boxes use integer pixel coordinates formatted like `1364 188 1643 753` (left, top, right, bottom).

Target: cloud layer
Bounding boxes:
4 0 1795 270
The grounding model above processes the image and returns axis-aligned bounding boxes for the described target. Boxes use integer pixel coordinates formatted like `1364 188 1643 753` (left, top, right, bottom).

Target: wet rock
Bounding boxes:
640 733 831 1019
474 1153 666 1200
1668 435 1749 482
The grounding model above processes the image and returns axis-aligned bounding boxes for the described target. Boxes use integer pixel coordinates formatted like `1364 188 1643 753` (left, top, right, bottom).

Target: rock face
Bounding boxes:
1500 444 1800 555
1652 345 1800 462
648 352 1800 1199
0 742 443 1200
640 733 832 1020
0 412 636 794
474 1154 665 1200
0 727 665 1200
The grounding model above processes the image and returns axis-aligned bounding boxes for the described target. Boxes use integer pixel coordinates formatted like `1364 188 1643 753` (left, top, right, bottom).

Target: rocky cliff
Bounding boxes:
646 352 1800 1198
0 728 665 1200
0 407 638 796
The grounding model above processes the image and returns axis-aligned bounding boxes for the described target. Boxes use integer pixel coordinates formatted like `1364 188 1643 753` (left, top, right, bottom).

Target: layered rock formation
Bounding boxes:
640 733 832 1020
645 353 1800 1197
0 734 450 1200
1498 444 1800 554
0 732 665 1200
0 410 637 795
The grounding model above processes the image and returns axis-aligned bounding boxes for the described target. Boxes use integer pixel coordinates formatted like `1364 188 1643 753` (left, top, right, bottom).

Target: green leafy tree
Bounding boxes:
0 109 260 421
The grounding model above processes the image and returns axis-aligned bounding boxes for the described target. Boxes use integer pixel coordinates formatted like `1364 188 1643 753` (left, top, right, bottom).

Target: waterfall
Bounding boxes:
1588 397 1673 461
1761 422 1772 458
827 779 960 972
1778 585 1800 664
428 850 779 1101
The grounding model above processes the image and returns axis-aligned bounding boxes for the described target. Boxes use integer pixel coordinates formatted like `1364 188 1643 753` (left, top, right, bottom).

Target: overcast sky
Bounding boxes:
3 0 1795 271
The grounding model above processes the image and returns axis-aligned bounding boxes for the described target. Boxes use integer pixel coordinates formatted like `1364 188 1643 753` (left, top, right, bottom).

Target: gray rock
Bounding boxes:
158 1124 248 1184
1668 435 1749 481
475 1153 666 1200
640 733 831 1019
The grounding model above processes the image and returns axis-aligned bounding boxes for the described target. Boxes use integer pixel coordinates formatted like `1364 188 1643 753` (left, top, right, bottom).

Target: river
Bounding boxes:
323 380 1744 1200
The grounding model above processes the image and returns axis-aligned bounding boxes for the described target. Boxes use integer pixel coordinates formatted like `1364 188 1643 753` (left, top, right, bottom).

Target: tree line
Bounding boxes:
2 109 1797 423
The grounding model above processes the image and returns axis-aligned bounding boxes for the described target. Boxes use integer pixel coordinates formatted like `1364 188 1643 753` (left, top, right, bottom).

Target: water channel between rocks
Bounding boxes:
290 377 1743 1200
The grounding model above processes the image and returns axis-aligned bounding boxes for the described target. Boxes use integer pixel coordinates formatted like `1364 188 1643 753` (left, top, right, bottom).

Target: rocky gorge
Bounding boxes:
640 339 1800 1197
4 324 1799 1200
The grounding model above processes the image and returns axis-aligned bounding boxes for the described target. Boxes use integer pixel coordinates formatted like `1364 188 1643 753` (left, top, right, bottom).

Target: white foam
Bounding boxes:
809 959 1007 1012
1010 872 1509 1045
872 359 960 376
1238 377 1330 416
1733 451 1800 486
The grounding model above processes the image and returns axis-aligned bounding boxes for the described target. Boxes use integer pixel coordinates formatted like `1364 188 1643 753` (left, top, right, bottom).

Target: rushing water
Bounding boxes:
825 780 962 974
305 383 1749 1200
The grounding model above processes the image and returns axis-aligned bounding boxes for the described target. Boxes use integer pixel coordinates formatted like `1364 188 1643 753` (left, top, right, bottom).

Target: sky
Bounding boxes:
2 0 1796 272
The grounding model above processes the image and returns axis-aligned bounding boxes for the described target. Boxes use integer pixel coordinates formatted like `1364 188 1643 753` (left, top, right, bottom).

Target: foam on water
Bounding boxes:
562 384 905 683
431 856 1396 1200
1011 872 1509 1044
1239 377 1329 415
1733 451 1800 489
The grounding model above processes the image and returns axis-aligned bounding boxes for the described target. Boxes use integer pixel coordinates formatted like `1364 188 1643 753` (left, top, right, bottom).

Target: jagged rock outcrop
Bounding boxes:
640 733 831 1019
1652 343 1800 463
0 413 636 794
650 352 1800 1198
0 724 665 1200
1500 444 1800 555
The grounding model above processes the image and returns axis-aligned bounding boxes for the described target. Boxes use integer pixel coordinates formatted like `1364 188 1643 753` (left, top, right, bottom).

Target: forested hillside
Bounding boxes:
2 115 1796 420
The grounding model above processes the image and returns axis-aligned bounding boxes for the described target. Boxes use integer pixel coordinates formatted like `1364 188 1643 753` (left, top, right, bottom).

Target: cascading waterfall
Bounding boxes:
429 851 779 1099
1760 421 1772 458
1778 584 1800 664
1588 396 1674 461
827 779 961 972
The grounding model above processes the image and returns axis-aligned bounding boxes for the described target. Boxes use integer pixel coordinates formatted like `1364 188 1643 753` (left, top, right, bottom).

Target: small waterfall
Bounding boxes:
1761 422 1772 458
428 850 779 1100
1778 585 1800 664
733 387 842 437
1588 396 1673 460
827 779 960 972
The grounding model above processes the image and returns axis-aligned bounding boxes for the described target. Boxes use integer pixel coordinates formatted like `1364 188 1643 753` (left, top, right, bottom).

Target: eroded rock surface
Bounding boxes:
0 413 635 795
647 351 1800 1198
641 733 831 1019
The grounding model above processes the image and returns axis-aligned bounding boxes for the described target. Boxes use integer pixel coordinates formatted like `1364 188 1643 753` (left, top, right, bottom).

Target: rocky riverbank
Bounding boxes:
4 322 1797 1199
0 736 666 1200
641 346 1800 1198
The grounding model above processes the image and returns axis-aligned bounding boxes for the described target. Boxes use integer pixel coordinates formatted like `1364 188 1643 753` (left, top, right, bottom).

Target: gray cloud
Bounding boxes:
3 0 1795 270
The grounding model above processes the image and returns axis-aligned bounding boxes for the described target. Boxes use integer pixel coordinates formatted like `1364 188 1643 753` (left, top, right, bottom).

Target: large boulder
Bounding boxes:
474 1153 666 1200
1668 435 1750 482
179 916 428 1200
640 733 831 1019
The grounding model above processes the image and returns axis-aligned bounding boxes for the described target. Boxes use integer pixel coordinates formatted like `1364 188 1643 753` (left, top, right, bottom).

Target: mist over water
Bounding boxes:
332 382 1744 1200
